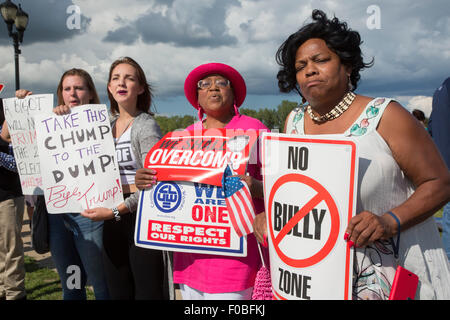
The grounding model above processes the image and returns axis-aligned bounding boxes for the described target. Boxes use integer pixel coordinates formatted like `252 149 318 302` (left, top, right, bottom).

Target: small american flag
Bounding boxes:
222 165 256 237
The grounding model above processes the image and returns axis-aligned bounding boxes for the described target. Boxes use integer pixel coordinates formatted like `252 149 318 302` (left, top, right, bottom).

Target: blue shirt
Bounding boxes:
0 125 17 172
429 77 450 169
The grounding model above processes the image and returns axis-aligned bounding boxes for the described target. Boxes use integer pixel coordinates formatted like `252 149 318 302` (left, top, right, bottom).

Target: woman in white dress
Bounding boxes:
254 9 450 299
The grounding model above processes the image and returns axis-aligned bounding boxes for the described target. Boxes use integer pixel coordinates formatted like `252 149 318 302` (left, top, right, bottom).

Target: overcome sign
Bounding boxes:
144 128 259 186
135 181 246 256
135 128 265 256
261 133 358 300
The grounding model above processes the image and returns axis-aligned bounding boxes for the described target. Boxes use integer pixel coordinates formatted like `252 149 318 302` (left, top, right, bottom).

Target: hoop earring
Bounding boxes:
197 105 204 122
233 101 239 116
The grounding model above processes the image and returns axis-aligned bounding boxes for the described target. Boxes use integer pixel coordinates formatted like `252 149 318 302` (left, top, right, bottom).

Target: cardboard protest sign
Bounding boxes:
34 104 124 213
144 128 260 186
2 94 54 194
135 128 265 256
135 181 247 256
261 132 358 300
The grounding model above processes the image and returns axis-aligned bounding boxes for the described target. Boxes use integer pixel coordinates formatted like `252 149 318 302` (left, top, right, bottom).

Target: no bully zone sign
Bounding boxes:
261 133 358 300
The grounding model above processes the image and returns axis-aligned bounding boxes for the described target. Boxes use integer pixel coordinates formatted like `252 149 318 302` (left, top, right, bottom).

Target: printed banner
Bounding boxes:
34 104 124 213
261 133 358 300
135 181 247 256
2 94 54 194
144 128 260 186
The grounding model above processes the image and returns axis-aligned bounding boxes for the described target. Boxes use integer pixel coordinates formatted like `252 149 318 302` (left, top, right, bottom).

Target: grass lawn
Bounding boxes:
25 256 95 300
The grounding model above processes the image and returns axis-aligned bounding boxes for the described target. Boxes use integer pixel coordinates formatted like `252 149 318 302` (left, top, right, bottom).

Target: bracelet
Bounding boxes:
387 211 401 259
112 207 121 222
386 211 401 233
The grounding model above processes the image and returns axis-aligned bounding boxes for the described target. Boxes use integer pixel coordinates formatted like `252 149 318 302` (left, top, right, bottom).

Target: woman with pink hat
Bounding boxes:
136 62 268 299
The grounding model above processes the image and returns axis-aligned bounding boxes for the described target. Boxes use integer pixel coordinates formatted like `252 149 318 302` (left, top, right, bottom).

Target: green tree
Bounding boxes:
241 100 298 131
240 108 259 119
276 100 298 132
155 99 298 134
155 115 195 135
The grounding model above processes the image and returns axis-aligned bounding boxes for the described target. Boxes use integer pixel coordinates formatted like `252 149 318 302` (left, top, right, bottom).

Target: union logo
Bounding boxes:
153 182 183 213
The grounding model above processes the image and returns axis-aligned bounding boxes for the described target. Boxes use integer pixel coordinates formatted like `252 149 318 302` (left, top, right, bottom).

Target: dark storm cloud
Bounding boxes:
0 0 90 46
103 0 239 47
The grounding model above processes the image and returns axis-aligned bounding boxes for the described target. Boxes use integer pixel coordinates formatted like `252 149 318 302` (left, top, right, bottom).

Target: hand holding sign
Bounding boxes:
345 210 398 248
135 167 158 190
81 207 115 221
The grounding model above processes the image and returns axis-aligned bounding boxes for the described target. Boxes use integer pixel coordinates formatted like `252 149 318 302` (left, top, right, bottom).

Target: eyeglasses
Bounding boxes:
197 78 230 90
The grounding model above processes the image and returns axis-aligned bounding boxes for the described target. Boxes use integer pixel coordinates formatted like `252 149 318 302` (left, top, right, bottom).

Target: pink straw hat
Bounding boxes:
184 62 247 120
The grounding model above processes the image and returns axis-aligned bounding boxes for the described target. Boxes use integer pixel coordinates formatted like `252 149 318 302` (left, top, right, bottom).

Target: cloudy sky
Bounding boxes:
1 0 449 117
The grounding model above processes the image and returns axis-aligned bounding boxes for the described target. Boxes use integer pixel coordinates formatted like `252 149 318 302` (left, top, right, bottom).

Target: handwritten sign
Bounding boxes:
2 94 54 194
135 181 247 256
144 128 260 186
261 133 358 300
34 104 124 213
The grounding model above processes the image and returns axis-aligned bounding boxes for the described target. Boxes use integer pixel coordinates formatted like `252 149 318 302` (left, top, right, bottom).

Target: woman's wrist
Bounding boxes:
381 211 401 236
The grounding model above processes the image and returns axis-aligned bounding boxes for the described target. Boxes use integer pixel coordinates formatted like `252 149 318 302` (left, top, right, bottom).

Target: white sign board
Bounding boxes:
135 181 247 256
2 94 54 194
34 104 124 213
261 133 358 300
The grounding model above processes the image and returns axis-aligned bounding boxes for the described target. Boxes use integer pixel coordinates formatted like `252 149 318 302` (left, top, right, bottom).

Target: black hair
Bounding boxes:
0 99 4 125
412 109 426 121
276 9 374 96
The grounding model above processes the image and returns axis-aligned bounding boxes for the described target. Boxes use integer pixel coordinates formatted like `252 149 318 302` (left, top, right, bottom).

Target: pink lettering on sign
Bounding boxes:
46 180 122 210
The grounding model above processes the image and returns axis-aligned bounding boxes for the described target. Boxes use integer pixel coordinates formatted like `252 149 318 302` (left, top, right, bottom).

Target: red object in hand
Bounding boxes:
389 266 419 300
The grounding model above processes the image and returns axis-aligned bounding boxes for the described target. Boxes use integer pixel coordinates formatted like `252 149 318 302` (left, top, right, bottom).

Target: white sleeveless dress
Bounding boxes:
285 97 450 299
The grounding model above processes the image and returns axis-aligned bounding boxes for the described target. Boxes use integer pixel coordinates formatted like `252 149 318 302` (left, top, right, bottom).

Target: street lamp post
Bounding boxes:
0 0 29 91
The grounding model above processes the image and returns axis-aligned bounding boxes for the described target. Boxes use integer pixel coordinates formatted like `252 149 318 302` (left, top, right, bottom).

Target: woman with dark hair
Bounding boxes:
276 10 373 98
412 109 427 128
254 10 450 299
16 69 110 300
81 57 170 300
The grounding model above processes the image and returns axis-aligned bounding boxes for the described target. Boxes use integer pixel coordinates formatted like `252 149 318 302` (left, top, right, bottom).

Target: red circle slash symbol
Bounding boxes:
268 173 340 268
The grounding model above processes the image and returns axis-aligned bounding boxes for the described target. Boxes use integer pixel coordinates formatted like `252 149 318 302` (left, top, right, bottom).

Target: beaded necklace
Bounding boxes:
306 91 356 123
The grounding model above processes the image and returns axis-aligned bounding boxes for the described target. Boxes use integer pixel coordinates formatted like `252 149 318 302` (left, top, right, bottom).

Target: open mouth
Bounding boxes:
209 93 221 99
117 90 128 95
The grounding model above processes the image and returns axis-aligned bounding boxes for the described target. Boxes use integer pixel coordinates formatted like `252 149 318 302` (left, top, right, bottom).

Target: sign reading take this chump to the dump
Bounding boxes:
34 104 124 213
261 132 358 300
